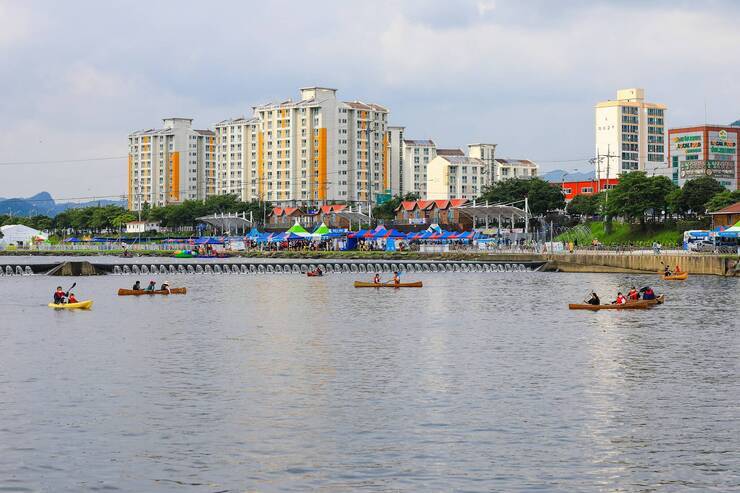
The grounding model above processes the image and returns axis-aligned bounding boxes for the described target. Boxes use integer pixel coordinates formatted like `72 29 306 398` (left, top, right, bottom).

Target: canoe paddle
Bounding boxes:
66 282 76 296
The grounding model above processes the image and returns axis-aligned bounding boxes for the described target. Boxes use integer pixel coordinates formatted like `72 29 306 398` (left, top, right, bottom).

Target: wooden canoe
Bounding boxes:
569 300 651 310
117 288 187 296
354 281 423 288
662 272 688 280
631 294 665 306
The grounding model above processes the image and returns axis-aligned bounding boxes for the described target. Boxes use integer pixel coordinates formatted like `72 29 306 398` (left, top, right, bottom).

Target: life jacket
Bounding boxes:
629 291 639 300
616 295 626 304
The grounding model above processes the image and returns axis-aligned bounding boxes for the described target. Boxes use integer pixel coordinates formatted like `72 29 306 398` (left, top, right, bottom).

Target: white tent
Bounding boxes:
0 224 48 247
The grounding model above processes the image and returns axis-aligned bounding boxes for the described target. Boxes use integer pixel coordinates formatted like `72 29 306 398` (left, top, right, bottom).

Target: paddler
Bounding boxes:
132 280 141 290
614 292 627 305
160 282 170 293
53 286 67 305
663 265 672 277
642 287 656 300
393 271 400 286
586 292 600 305
145 280 156 292
67 292 78 304
628 287 640 301
373 272 381 284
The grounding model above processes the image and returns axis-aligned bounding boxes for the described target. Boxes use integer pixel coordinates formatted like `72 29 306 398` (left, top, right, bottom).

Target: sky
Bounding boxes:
0 0 738 200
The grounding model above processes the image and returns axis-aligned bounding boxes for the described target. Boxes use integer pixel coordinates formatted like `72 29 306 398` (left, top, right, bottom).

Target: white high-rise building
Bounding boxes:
402 139 437 196
595 88 667 179
213 117 260 201
387 126 405 196
426 155 487 200
128 118 215 211
251 86 389 205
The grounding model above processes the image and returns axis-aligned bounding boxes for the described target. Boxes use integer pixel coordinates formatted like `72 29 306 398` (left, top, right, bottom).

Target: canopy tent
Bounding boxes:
370 228 406 239
312 223 331 235
0 224 48 246
348 229 369 239
270 232 306 242
64 237 82 243
246 227 262 238
286 222 309 235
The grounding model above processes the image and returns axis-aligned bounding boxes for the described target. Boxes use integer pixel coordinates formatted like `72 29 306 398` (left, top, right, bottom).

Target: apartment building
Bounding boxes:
128 118 215 211
668 124 739 190
213 117 260 201
426 155 487 200
252 86 388 206
494 158 539 180
387 126 405 196
402 139 437 196
595 88 667 179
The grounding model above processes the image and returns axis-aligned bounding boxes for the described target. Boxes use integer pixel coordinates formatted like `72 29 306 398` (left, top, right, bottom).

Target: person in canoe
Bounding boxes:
642 286 656 300
160 282 170 293
315 266 323 276
392 271 400 286
145 280 156 292
613 292 627 304
67 292 78 304
586 292 600 305
674 264 681 274
627 287 640 301
663 265 672 277
373 272 381 284
132 280 141 290
53 286 67 305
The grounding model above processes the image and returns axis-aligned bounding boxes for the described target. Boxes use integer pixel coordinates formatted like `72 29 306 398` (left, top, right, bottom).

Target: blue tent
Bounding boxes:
246 227 262 238
194 236 224 245
64 237 81 243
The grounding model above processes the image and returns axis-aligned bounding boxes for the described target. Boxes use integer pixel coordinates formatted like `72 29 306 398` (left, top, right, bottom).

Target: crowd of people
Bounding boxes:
586 285 657 306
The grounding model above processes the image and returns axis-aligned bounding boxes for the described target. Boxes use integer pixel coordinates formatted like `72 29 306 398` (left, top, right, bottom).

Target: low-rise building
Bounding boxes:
0 224 47 247
125 220 162 234
668 124 739 190
393 199 470 229
709 202 740 228
561 178 619 201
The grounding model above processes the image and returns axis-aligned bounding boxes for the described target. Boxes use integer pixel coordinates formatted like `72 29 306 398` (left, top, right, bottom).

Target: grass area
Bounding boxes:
556 221 684 247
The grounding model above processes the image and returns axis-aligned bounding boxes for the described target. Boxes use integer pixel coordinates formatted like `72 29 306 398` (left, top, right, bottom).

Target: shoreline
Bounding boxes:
1 249 737 276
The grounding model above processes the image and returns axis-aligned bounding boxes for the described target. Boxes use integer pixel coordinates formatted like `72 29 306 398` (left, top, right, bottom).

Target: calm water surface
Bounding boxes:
0 268 738 492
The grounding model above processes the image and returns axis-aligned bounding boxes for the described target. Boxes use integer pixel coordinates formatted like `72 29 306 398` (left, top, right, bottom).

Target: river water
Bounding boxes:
0 267 738 492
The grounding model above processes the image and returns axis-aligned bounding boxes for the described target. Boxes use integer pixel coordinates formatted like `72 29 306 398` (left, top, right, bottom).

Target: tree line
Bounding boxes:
0 195 269 234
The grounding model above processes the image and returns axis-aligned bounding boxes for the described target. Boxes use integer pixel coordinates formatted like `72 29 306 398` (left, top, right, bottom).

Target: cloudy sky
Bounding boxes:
0 0 738 200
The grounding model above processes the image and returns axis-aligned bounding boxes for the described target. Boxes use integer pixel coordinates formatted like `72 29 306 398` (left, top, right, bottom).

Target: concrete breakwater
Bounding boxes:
544 253 736 276
0 259 547 276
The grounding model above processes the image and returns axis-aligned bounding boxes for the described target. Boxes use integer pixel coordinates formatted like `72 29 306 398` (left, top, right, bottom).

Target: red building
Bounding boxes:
561 178 619 201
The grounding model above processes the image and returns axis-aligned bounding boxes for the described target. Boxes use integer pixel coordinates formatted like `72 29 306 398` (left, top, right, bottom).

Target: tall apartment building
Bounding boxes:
387 126 405 196
668 124 739 190
493 159 539 180
402 139 437 196
128 118 215 211
595 88 667 179
426 155 487 200
213 117 260 201
251 87 388 205
468 143 497 182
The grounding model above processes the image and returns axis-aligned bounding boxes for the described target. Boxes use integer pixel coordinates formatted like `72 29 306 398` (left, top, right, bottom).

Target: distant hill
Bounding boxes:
542 169 595 183
0 192 126 216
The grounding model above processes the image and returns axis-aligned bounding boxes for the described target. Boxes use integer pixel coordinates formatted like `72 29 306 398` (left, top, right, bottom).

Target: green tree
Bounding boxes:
705 189 740 212
566 194 600 216
666 188 686 216
478 178 564 215
372 192 420 221
605 172 654 225
680 176 726 215
112 212 137 230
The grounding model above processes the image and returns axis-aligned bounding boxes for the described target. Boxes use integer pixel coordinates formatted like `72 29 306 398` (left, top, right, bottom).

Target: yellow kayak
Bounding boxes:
48 300 93 310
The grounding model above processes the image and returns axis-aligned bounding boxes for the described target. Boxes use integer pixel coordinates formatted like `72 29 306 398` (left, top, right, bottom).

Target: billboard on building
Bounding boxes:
672 129 738 190
707 130 737 189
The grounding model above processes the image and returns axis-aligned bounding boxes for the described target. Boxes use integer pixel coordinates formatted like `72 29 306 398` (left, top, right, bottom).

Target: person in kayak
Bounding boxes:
628 287 640 301
586 292 600 305
53 286 67 304
642 287 656 300
67 292 78 304
132 280 141 290
373 272 381 284
145 280 156 292
663 265 672 277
